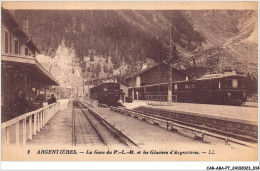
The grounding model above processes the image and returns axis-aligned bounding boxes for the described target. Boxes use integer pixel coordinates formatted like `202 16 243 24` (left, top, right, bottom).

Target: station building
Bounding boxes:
1 8 59 122
124 62 192 100
125 63 191 87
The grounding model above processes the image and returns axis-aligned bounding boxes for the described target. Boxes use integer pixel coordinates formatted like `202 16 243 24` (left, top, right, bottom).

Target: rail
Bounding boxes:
75 100 107 146
145 95 177 102
78 100 139 148
2 99 70 146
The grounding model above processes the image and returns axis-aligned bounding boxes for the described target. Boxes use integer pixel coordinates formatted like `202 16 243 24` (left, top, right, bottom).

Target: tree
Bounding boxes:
95 63 101 77
103 64 108 73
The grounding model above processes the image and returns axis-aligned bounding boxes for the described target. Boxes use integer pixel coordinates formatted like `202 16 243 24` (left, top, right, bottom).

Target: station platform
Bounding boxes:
27 101 73 146
121 100 258 123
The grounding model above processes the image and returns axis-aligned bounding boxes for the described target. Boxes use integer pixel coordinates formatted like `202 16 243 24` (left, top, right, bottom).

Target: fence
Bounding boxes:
1 99 70 146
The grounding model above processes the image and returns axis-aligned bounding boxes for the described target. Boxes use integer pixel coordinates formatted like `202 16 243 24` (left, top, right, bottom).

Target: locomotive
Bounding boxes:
90 82 120 105
128 73 248 106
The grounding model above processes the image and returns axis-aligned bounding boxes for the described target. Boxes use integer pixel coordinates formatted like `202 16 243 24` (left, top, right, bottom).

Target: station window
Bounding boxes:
5 31 8 53
232 79 238 88
25 48 29 56
15 40 19 54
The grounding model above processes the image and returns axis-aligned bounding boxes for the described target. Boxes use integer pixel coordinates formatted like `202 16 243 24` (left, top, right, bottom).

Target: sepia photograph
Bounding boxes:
1 1 258 168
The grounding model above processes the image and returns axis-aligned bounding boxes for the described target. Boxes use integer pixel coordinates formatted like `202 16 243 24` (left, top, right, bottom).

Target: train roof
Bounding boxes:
129 73 246 89
91 82 119 89
196 73 246 81
97 82 119 85
172 73 246 84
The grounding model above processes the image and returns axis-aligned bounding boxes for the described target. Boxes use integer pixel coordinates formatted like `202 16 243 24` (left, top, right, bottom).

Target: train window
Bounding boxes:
114 85 119 91
190 84 196 88
185 84 189 89
218 80 221 89
240 80 245 88
232 79 238 88
174 84 178 90
104 86 108 91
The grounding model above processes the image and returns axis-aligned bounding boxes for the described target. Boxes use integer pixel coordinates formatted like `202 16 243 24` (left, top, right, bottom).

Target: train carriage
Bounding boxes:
90 82 120 105
128 73 247 106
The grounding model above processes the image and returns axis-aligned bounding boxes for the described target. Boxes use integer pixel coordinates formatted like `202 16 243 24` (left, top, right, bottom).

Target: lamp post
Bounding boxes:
153 15 173 102
167 21 173 103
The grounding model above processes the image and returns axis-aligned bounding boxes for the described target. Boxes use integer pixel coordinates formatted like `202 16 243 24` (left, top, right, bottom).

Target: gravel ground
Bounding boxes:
122 101 258 122
88 107 257 160
90 107 247 147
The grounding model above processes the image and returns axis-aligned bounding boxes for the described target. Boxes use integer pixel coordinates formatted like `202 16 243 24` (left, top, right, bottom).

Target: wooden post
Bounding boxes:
43 109 46 124
16 121 19 146
42 110 45 127
45 109 48 123
5 126 10 145
47 108 49 122
40 111 43 129
48 107 51 120
49 107 51 119
29 115 32 140
22 118 26 146
33 113 37 135
37 112 40 132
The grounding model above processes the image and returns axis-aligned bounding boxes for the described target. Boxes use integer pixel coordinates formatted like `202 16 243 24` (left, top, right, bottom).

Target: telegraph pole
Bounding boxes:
83 76 84 97
168 21 173 103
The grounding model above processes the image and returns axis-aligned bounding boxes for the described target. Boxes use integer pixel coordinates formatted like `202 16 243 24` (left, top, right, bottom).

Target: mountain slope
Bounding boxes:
11 9 258 82
179 10 258 77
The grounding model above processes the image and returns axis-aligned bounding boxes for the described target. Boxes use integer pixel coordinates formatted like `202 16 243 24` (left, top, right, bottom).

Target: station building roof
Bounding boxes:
2 54 59 86
125 62 192 81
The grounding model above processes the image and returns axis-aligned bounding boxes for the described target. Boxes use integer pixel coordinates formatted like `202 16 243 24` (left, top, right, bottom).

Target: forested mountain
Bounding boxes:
12 10 257 86
177 10 258 78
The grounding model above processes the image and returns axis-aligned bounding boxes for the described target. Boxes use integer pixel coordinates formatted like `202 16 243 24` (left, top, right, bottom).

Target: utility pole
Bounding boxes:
168 21 173 103
83 75 84 97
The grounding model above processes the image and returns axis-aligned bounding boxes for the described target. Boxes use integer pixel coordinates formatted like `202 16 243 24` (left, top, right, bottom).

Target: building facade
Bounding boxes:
1 8 59 122
124 63 191 101
125 63 191 87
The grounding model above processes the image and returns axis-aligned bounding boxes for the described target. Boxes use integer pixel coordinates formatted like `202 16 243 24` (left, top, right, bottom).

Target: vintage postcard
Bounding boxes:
1 1 258 166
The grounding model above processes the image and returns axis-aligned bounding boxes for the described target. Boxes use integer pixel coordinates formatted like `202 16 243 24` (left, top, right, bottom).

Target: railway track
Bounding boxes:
72 100 139 148
110 106 257 147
